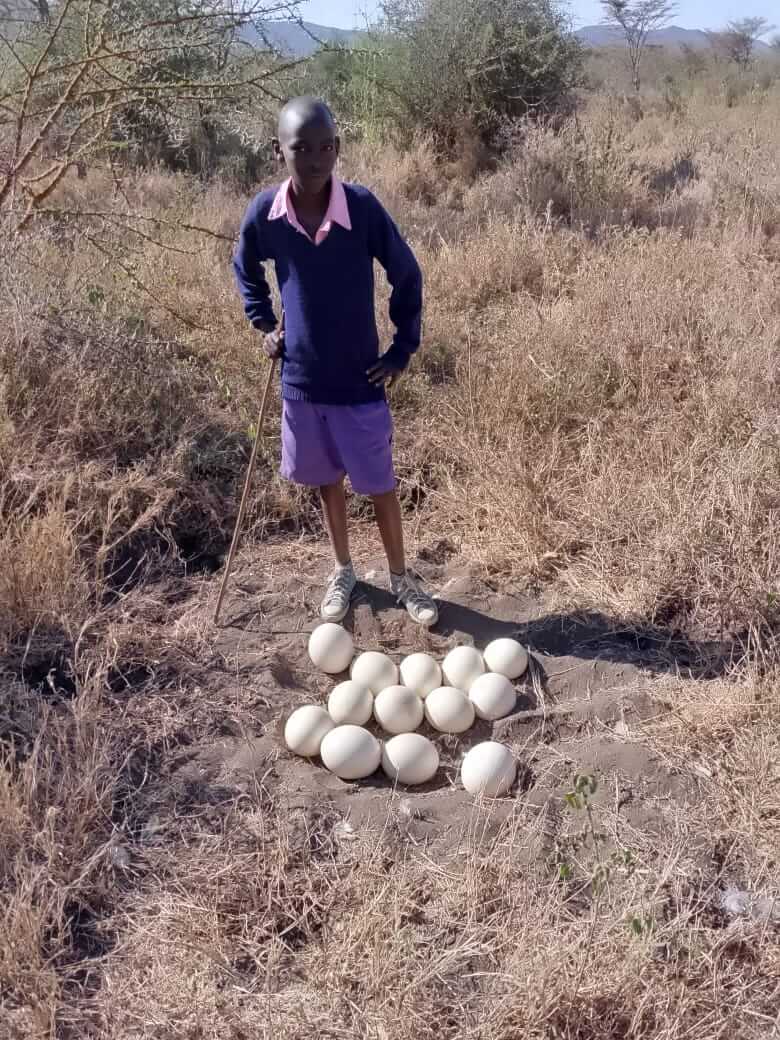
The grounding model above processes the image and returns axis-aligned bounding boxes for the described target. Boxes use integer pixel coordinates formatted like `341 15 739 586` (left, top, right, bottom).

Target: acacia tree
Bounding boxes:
708 17 775 69
600 0 677 93
0 0 303 228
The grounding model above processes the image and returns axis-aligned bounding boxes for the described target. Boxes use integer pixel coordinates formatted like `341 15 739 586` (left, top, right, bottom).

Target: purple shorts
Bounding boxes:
281 399 396 496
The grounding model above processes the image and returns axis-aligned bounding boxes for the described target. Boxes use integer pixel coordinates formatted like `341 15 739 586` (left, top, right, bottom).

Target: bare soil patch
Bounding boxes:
162 547 711 851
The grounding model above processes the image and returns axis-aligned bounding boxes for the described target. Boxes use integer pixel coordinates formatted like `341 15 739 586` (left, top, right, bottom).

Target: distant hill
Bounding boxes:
240 20 363 57
575 23 772 52
240 20 775 58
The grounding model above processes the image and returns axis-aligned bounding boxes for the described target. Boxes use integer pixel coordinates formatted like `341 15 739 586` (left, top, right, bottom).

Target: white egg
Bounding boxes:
424 686 475 734
483 638 529 679
461 741 516 797
308 623 354 674
399 653 442 698
350 651 398 693
327 680 373 726
469 672 516 721
373 685 424 734
284 705 335 758
442 645 485 691
320 725 381 779
381 733 439 785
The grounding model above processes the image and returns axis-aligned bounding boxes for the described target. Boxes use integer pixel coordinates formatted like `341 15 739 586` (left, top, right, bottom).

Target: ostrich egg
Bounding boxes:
424 686 475 734
483 638 529 680
461 741 516 797
469 672 516 721
381 733 439 785
399 653 442 698
308 623 354 674
350 651 398 693
284 705 335 757
320 725 381 780
442 645 485 691
373 685 424 734
327 680 373 726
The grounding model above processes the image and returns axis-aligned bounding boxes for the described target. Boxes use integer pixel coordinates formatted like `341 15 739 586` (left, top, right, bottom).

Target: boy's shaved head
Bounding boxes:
278 97 336 139
274 97 340 196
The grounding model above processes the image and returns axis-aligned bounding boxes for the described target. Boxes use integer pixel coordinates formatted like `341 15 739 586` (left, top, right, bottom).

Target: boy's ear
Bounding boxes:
335 135 341 157
272 137 283 160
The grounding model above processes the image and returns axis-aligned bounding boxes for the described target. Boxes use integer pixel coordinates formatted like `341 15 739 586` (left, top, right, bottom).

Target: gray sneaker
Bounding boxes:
391 570 438 628
320 563 357 622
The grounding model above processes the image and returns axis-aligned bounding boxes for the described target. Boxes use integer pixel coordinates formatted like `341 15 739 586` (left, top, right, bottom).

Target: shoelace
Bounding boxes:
395 573 434 613
323 568 354 606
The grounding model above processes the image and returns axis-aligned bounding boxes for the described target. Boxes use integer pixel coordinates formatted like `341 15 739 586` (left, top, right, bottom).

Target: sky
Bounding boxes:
295 0 778 33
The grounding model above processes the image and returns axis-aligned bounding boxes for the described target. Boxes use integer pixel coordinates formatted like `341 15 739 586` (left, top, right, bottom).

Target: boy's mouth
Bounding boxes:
297 173 330 193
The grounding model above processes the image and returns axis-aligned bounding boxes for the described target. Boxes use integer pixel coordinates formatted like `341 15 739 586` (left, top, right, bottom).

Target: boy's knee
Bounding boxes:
319 478 345 496
370 488 398 505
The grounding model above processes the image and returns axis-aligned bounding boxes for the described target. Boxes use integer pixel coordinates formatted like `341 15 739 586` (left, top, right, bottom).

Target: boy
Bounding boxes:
232 97 438 627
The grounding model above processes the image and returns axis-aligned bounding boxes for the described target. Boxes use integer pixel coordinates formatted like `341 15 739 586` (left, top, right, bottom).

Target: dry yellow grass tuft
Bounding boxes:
1 74 779 1036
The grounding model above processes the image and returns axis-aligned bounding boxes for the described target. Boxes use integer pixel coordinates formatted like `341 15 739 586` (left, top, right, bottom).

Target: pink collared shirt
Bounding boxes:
267 176 352 245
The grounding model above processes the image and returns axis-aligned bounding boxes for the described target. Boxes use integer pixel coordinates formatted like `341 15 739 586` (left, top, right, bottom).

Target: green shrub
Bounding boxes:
334 0 583 150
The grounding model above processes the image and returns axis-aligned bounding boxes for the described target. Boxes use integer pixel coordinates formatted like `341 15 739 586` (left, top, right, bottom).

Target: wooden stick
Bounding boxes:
213 341 279 625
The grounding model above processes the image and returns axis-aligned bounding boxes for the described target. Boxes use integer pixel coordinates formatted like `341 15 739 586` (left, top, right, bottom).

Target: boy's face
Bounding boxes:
274 118 340 196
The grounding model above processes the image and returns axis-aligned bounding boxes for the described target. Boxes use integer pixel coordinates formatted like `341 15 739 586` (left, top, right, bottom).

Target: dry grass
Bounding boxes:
2 72 780 1037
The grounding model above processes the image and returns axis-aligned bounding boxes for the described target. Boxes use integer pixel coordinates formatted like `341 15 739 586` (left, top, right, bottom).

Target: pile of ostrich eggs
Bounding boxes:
327 680 373 726
350 651 398 693
308 623 354 674
381 733 439 785
461 741 516 797
424 686 475 734
320 725 381 779
483 638 529 680
469 672 516 721
442 646 485 691
373 685 424 734
284 705 335 757
399 653 442 698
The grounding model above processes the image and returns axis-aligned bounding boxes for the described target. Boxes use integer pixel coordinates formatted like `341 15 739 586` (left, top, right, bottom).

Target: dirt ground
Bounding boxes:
159 541 718 855
6 535 777 1039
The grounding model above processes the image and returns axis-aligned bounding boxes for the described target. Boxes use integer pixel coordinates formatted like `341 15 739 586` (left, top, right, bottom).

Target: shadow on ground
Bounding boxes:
351 581 741 681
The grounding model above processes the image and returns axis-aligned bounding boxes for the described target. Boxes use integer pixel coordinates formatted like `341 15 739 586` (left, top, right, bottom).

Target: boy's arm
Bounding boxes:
366 193 423 372
232 198 277 333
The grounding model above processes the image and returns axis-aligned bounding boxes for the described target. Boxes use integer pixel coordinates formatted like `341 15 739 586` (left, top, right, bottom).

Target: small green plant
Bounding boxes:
86 285 106 308
562 774 646 918
560 773 609 891
628 913 654 937
557 861 573 882
213 368 233 404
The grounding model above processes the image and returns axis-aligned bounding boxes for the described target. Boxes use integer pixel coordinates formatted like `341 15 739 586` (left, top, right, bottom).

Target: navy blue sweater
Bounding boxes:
232 182 423 405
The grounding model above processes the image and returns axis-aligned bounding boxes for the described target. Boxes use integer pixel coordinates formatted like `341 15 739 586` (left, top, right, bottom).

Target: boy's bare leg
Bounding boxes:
372 489 438 627
318 480 355 621
371 489 405 575
320 479 351 566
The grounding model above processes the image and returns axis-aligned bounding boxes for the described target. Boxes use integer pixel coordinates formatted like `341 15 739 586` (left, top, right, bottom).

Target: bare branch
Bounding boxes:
1 0 305 326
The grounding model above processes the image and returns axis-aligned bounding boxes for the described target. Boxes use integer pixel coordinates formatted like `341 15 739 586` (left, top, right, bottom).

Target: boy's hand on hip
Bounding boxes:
262 327 284 360
367 354 402 388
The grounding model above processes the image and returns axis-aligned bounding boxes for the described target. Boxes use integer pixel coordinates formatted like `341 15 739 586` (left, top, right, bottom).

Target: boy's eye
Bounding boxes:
322 144 334 152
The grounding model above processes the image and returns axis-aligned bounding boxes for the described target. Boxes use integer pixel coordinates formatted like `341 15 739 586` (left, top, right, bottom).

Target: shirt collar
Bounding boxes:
268 176 352 240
